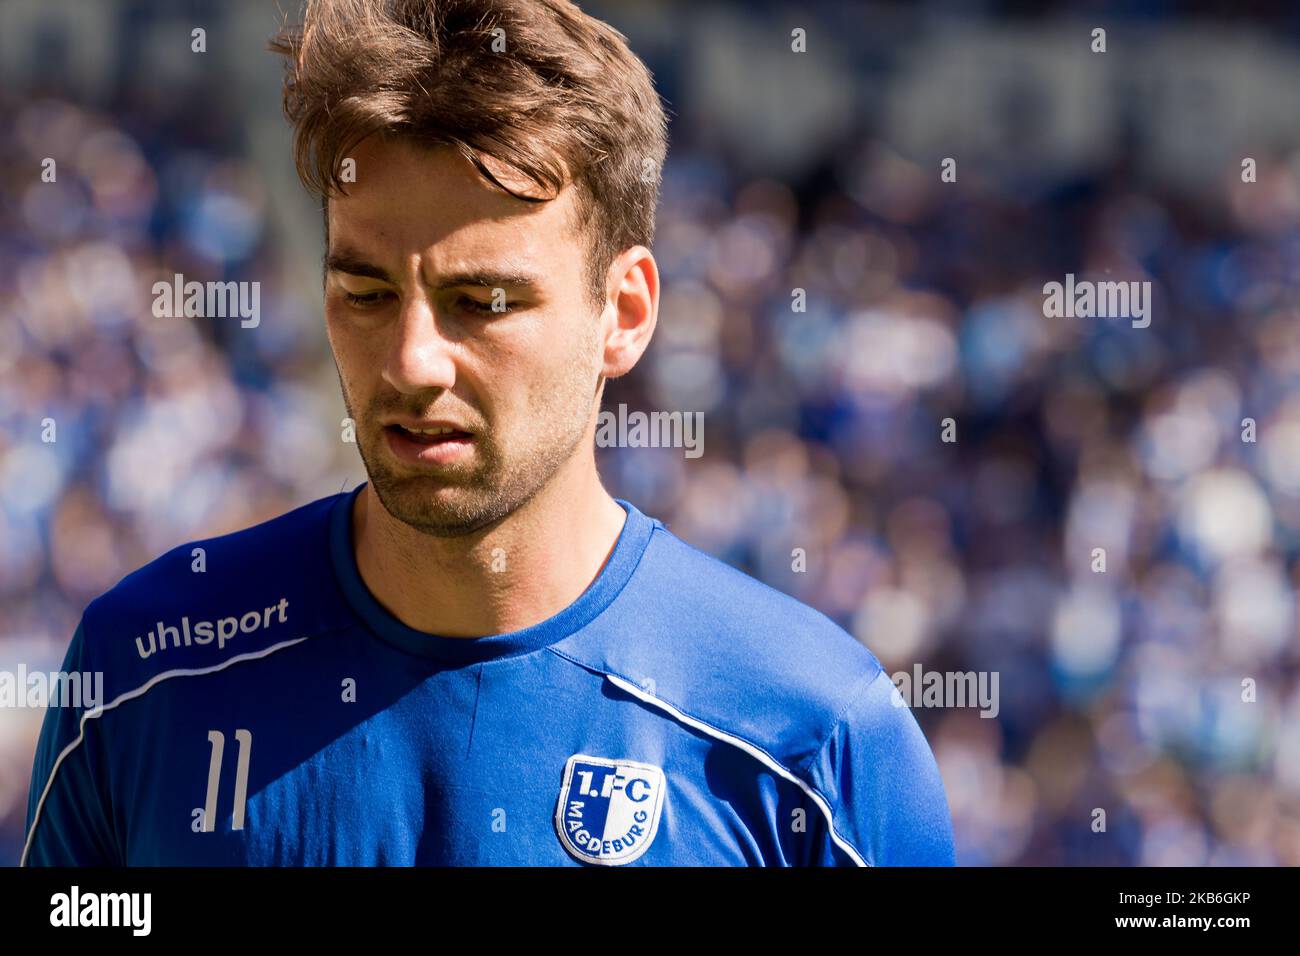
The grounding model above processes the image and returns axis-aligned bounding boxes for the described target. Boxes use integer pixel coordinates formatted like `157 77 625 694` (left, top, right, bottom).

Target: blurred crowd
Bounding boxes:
2 0 1299 866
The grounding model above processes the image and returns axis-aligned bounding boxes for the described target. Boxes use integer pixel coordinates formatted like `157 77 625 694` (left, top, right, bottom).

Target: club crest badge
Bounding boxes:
554 754 666 865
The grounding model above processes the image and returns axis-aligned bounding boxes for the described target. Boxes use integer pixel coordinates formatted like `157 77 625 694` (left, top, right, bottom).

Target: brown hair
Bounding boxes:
270 0 669 307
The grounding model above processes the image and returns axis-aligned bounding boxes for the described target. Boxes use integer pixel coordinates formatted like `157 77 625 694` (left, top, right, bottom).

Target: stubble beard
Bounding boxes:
339 361 600 540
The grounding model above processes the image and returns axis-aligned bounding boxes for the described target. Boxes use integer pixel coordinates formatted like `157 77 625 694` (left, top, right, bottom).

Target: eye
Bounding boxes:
458 295 512 315
342 290 393 309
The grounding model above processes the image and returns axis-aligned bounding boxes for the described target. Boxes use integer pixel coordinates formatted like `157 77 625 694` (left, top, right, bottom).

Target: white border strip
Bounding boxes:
604 672 868 866
21 636 311 867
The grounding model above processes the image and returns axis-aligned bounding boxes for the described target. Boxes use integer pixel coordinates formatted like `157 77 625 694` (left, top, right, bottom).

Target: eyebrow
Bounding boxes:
323 251 543 291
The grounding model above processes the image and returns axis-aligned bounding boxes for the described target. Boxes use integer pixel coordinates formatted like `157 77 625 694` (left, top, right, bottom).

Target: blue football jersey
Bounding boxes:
23 484 955 866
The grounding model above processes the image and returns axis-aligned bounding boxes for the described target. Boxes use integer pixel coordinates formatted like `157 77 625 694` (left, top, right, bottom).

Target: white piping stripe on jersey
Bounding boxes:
603 671 869 867
20 635 311 867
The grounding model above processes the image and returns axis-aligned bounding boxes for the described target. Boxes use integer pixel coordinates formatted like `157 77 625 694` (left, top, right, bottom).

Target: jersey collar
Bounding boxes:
329 482 655 663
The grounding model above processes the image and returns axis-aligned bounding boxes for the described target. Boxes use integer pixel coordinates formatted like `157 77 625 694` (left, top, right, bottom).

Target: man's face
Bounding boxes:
324 136 607 536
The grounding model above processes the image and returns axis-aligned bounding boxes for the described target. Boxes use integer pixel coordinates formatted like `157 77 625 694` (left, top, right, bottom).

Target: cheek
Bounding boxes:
483 336 571 426
326 309 381 381
527 319 602 410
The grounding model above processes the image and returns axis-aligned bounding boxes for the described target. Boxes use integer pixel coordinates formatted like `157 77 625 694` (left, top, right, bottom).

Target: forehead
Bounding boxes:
326 135 582 268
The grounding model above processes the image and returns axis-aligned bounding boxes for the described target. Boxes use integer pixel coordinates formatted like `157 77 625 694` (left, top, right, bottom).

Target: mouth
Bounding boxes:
382 423 477 465
385 423 473 444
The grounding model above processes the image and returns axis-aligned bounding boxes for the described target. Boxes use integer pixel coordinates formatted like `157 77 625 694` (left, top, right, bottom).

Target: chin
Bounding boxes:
370 473 519 538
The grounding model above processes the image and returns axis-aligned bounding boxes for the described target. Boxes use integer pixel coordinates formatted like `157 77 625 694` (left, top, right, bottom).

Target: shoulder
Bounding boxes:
558 513 953 865
76 490 354 699
553 516 886 777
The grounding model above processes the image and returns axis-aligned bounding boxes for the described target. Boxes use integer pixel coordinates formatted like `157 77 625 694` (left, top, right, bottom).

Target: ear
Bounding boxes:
600 245 659 380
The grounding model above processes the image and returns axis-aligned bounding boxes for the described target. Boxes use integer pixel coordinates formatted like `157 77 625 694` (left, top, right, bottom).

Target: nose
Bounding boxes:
381 292 457 395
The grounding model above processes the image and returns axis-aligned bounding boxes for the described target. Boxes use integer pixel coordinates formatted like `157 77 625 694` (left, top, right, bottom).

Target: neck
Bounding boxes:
351 450 628 637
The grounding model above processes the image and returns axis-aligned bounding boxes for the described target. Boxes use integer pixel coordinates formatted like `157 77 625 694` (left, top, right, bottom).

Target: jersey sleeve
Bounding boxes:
22 621 120 866
807 667 955 866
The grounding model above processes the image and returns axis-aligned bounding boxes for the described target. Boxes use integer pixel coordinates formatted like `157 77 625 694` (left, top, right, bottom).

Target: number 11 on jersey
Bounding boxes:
200 729 253 832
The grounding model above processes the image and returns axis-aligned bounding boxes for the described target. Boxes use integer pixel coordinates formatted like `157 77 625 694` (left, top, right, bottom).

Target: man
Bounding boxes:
23 0 954 866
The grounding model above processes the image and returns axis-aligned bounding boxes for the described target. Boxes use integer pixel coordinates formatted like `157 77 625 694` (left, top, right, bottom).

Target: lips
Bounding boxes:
387 423 472 444
381 422 476 465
